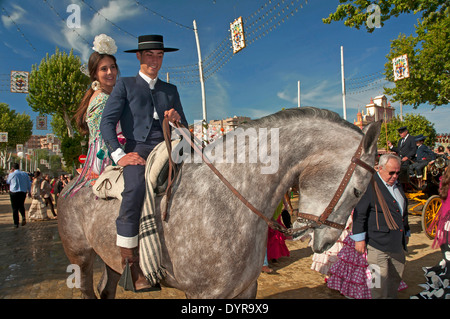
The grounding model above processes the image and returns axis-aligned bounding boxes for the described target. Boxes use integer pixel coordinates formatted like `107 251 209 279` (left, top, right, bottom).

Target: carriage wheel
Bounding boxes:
421 195 442 240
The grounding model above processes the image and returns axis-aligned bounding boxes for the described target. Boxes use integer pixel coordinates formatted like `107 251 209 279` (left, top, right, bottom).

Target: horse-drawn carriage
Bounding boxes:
402 156 448 239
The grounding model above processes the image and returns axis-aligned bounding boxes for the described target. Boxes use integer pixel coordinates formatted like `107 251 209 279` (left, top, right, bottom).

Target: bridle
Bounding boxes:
296 139 376 231
162 118 376 235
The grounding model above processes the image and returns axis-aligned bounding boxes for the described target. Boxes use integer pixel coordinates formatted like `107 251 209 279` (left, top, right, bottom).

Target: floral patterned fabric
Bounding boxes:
62 92 119 197
86 92 111 170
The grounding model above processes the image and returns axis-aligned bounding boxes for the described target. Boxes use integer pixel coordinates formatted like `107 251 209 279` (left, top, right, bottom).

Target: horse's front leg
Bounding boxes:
70 248 97 299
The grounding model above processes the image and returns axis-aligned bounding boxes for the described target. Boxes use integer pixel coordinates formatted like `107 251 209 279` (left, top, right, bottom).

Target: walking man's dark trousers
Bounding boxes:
10 191 27 226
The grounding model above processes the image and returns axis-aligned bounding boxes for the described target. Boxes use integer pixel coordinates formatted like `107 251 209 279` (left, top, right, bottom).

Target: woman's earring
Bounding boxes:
91 80 100 91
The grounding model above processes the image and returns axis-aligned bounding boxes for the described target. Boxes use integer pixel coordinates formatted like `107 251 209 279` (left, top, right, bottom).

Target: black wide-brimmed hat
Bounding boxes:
124 35 178 53
397 126 408 133
414 134 427 142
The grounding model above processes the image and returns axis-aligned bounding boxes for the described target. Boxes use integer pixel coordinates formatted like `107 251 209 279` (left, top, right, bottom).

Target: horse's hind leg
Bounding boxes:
97 263 121 299
67 248 98 299
234 281 258 299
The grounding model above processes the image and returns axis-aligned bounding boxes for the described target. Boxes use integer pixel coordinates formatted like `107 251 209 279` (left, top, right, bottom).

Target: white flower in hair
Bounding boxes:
92 34 117 55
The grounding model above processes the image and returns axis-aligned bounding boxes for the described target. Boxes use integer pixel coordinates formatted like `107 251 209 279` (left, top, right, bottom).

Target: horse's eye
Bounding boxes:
354 188 362 198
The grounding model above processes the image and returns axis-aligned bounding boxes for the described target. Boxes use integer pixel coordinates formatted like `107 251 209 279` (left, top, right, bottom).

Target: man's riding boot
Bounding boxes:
119 247 155 292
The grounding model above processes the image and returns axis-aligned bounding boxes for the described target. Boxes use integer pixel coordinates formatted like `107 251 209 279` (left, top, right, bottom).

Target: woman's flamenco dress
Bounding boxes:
63 93 124 197
310 218 351 276
327 234 407 299
267 215 290 261
327 235 372 299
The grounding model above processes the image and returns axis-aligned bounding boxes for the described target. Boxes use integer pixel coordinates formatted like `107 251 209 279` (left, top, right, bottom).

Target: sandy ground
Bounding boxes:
0 193 441 299
114 209 440 300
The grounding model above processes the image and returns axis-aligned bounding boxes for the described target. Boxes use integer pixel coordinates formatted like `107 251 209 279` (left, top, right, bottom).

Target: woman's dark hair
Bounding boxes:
74 52 119 135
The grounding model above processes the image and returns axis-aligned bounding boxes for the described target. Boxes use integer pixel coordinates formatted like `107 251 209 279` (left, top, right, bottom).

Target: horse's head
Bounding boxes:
296 120 381 253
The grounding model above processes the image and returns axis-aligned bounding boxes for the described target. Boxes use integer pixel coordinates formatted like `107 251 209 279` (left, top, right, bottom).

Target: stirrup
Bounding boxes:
118 259 162 293
118 259 136 292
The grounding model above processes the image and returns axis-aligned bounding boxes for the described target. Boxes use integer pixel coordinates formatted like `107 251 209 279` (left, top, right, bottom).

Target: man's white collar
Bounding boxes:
139 71 158 87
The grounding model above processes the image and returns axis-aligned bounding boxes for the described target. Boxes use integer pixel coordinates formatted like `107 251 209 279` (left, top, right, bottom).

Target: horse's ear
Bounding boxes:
362 120 382 154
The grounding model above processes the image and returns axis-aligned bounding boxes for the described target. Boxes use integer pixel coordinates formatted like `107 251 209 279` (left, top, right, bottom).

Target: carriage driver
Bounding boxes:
387 126 417 181
100 35 188 292
408 134 435 179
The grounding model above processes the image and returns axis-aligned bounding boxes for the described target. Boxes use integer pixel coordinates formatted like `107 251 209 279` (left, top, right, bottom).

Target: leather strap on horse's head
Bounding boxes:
296 139 375 231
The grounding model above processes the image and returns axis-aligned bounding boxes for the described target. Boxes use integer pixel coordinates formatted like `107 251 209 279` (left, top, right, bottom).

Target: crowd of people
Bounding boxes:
5 164 73 227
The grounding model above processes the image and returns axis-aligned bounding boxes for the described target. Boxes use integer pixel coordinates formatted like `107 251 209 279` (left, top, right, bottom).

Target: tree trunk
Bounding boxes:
63 110 74 138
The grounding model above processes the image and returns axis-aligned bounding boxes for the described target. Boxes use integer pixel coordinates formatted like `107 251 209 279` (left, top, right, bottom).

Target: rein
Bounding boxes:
162 118 377 236
162 118 276 228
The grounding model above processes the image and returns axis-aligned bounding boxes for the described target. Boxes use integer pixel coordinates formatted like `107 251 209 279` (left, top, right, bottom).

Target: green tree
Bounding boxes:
26 48 90 138
323 0 448 32
383 14 450 107
50 115 72 140
324 1 449 108
378 113 436 149
0 103 33 149
60 134 83 172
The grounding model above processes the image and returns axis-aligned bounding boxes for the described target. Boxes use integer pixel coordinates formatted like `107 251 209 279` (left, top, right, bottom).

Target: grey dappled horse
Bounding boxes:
57 107 381 299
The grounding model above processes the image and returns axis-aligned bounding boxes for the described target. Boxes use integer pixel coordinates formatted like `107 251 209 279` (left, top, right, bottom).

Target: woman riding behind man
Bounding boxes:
63 34 123 196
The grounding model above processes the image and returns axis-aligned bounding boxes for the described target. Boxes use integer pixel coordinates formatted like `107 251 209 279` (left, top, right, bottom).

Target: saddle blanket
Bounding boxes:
92 139 180 285
92 140 179 200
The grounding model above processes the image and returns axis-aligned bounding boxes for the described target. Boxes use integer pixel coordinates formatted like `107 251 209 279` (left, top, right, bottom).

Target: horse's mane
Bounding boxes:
240 107 362 135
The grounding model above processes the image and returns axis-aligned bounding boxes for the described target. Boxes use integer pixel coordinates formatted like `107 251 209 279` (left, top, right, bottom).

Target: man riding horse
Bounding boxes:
100 34 188 292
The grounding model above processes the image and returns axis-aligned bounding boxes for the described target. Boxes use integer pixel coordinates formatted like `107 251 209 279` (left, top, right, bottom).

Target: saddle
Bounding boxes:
92 139 180 201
